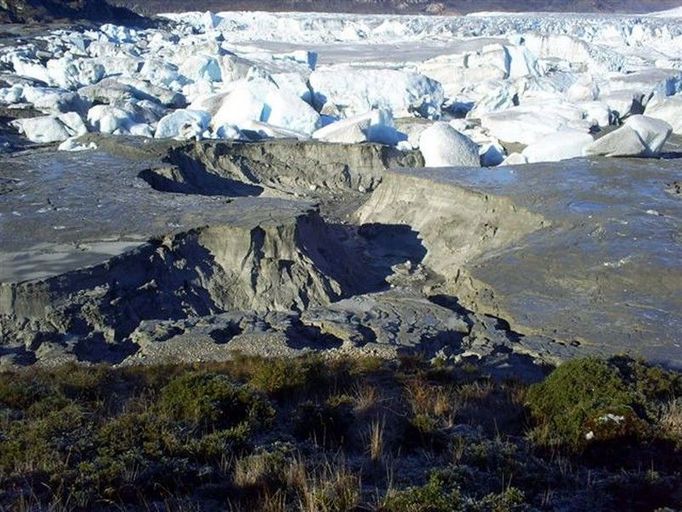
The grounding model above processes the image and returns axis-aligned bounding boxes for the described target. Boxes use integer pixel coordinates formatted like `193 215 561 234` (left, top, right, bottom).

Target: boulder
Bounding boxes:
312 110 400 145
419 122 480 168
87 105 135 134
196 78 320 135
645 95 682 134
585 115 672 157
309 65 444 119
11 113 87 143
522 131 594 163
179 55 223 83
479 100 593 145
155 109 211 140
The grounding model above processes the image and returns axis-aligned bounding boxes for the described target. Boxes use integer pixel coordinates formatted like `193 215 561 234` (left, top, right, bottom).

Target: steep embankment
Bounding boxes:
356 161 682 366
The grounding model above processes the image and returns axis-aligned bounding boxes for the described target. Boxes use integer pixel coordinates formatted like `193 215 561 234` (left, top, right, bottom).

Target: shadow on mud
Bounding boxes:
331 222 429 295
285 321 345 350
139 166 263 197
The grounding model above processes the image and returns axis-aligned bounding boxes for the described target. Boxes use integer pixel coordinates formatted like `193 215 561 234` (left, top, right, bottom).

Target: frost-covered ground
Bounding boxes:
2 9 682 164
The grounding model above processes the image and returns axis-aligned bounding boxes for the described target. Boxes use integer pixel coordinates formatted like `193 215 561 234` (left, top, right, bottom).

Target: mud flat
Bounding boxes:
359 159 682 367
0 135 680 370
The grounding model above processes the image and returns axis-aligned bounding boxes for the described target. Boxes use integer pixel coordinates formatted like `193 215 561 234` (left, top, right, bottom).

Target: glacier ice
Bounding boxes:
1 7 681 162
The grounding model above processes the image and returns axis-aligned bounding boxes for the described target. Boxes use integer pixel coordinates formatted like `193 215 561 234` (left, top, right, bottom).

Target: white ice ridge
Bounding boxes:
1 9 681 164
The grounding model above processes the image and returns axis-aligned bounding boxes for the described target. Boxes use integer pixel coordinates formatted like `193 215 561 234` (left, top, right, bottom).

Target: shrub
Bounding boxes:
185 424 251 462
0 374 50 410
526 358 644 449
158 372 273 431
47 364 112 400
297 461 360 512
96 411 178 459
294 397 354 447
0 397 85 476
234 448 291 490
382 472 461 512
247 358 312 396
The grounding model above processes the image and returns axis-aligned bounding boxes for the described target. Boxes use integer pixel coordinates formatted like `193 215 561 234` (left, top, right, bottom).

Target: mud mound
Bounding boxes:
356 162 682 366
166 140 423 198
0 137 426 365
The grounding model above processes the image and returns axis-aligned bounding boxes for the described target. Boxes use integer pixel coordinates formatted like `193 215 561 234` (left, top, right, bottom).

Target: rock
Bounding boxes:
585 115 672 157
418 122 480 168
479 100 592 145
312 110 401 145
0 137 421 354
0 0 145 24
161 137 423 198
79 78 185 108
45 57 105 90
645 94 682 134
11 113 87 143
522 130 594 163
58 137 97 151
501 152 528 166
87 105 135 134
197 78 320 136
179 55 223 83
480 143 506 166
155 109 211 140
309 65 444 118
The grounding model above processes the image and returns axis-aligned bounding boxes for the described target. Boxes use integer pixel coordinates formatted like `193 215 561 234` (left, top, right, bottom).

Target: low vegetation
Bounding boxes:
0 355 680 510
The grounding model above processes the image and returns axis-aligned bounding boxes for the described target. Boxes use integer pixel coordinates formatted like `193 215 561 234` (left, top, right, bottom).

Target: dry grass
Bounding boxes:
367 417 386 463
351 383 380 414
660 399 682 443
234 452 281 489
285 457 360 512
405 378 460 428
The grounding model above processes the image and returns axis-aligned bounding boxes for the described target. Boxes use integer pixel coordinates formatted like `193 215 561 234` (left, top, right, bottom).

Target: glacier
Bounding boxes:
2 8 682 163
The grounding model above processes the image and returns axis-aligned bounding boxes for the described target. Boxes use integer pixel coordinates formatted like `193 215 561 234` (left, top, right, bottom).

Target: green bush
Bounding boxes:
247 356 328 396
526 358 649 449
382 472 526 512
247 358 311 395
0 374 50 410
185 423 251 462
382 473 462 512
158 372 273 431
294 398 354 447
0 398 85 476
